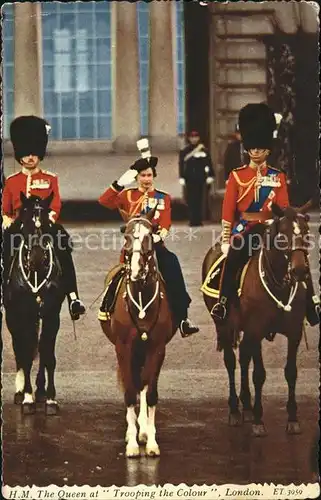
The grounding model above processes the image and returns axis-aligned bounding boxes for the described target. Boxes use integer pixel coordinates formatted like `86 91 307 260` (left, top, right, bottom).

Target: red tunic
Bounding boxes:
99 185 171 231
222 164 289 229
2 168 61 222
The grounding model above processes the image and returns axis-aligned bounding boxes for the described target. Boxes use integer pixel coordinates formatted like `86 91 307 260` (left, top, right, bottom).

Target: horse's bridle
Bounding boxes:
260 214 310 311
18 212 55 294
123 217 160 320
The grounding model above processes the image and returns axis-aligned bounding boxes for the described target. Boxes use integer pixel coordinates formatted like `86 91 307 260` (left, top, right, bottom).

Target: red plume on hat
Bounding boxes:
238 103 276 151
10 115 50 162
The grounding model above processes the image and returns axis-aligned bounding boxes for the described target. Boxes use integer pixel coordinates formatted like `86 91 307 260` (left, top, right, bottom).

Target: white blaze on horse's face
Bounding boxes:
293 221 301 235
131 223 150 281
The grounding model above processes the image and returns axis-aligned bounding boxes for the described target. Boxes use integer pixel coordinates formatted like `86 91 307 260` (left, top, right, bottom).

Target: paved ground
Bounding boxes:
2 221 320 487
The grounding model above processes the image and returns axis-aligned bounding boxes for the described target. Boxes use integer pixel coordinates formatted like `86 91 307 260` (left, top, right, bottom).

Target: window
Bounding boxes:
2 4 14 139
137 2 150 137
175 2 186 135
42 2 112 140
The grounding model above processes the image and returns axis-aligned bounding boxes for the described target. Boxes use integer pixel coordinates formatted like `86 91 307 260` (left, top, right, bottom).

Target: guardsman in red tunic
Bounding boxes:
2 116 85 320
211 103 319 325
98 151 199 338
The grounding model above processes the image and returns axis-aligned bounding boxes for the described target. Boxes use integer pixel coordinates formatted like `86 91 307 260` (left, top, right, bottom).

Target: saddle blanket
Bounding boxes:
200 253 249 299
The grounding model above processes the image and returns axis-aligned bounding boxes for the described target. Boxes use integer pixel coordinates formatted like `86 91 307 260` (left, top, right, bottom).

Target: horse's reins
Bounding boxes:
259 216 309 313
124 217 162 340
258 249 298 312
18 238 54 294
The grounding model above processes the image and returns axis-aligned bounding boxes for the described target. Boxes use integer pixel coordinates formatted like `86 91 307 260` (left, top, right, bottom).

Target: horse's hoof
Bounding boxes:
286 421 301 435
126 444 140 458
45 401 59 416
14 392 24 405
252 423 267 437
229 411 242 427
138 432 148 445
35 392 47 404
21 403 36 415
146 444 160 457
242 409 253 423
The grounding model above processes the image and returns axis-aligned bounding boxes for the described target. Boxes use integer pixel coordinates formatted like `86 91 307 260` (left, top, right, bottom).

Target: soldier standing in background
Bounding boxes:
223 124 248 182
179 130 215 227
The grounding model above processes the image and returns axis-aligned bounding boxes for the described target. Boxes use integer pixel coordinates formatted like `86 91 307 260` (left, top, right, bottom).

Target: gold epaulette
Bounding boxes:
155 188 169 196
6 171 21 180
234 165 247 171
42 169 57 177
267 165 282 173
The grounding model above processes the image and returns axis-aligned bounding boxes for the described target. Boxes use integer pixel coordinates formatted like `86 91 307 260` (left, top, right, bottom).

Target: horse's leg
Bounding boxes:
144 347 165 457
6 310 26 404
35 319 47 403
116 341 140 458
11 336 25 404
223 340 241 426
35 362 47 403
285 335 301 435
239 336 253 422
251 340 267 437
138 386 148 444
40 312 60 415
20 334 36 415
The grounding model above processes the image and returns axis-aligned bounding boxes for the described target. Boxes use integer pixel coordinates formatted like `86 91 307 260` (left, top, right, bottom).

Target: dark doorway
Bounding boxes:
184 3 210 147
265 31 319 206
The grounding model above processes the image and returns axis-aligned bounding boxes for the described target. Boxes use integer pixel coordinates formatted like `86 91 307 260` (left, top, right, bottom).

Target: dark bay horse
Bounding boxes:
202 202 313 436
4 193 65 415
99 207 176 457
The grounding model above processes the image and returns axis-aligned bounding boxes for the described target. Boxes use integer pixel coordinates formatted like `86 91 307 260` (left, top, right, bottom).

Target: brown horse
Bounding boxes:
100 207 176 457
202 202 313 437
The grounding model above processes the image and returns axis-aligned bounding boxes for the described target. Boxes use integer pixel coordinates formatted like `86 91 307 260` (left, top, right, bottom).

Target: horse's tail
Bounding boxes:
131 333 148 392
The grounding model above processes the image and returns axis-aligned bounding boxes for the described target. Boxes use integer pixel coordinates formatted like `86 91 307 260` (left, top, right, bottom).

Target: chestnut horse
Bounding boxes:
202 202 313 436
100 207 176 457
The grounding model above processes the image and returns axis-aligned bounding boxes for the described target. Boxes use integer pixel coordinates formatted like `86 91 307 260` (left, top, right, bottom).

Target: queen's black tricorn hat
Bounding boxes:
10 115 50 162
238 103 276 151
130 156 159 176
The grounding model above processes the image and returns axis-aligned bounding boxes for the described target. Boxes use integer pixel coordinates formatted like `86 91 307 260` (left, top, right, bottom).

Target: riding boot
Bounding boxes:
98 268 125 321
155 245 199 337
57 249 86 320
211 239 249 322
305 272 320 326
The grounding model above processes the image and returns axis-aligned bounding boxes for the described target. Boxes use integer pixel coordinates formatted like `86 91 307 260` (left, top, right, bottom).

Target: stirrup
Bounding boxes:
98 310 110 321
211 302 227 321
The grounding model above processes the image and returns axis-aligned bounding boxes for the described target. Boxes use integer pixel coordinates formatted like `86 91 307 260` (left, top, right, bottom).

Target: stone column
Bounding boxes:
14 3 43 117
149 2 177 150
112 2 140 152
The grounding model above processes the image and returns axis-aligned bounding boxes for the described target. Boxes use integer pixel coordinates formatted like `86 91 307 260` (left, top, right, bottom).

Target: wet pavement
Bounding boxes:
2 221 320 487
2 398 319 486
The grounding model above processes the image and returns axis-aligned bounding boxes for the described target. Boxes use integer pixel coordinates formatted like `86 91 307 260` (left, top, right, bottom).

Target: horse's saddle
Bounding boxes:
98 264 126 320
201 250 250 299
98 263 167 321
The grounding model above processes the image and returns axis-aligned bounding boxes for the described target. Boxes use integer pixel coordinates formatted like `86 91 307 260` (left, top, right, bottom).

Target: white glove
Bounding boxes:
179 178 186 186
221 243 230 256
152 234 162 244
49 211 56 223
2 215 14 229
117 169 138 187
206 177 214 185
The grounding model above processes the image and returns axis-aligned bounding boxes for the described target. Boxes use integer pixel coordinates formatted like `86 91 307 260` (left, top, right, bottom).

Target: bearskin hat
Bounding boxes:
130 157 159 177
238 103 276 151
10 116 50 162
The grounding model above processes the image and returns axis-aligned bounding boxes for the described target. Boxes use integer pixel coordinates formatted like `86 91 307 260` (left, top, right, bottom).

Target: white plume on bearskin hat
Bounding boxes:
10 115 50 162
238 103 276 151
